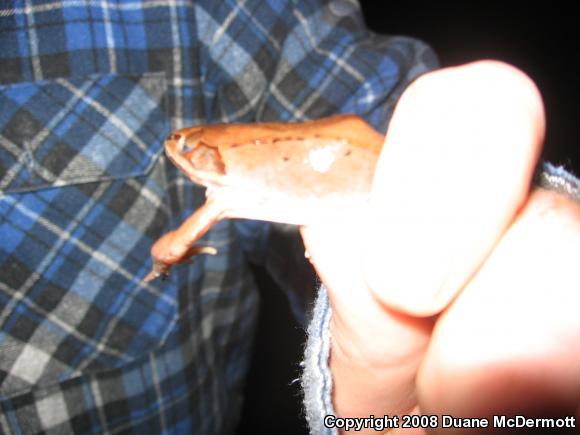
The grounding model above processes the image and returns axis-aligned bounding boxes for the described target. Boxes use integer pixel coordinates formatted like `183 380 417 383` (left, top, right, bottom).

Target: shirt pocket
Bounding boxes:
0 73 176 395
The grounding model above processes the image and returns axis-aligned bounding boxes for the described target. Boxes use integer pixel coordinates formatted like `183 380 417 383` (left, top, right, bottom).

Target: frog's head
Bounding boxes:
164 128 227 187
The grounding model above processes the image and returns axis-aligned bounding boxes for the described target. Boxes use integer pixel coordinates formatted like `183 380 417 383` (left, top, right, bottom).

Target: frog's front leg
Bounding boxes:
144 197 225 282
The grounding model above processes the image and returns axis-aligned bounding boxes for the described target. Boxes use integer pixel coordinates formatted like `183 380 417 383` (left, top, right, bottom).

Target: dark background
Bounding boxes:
237 4 578 434
360 2 579 174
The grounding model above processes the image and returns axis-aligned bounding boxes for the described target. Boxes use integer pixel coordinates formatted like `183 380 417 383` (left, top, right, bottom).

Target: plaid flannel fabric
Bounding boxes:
0 0 436 433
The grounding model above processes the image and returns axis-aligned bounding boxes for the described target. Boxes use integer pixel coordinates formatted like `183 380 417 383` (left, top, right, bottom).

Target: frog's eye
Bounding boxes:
183 143 226 175
180 131 203 153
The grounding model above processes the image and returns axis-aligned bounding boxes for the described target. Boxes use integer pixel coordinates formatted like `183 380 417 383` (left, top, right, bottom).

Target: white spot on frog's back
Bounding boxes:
306 144 340 173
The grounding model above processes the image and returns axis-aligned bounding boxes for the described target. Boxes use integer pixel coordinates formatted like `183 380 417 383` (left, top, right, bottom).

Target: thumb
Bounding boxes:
363 61 545 316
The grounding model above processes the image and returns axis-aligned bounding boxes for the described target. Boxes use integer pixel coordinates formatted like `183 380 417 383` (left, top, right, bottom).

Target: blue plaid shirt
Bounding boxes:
0 1 436 433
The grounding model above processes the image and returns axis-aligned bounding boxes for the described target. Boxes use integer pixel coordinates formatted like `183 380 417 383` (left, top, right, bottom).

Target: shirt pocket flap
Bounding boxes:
0 74 167 192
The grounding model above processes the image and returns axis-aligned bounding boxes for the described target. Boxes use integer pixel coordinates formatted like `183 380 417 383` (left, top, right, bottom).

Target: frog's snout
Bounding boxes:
164 132 185 153
166 133 182 141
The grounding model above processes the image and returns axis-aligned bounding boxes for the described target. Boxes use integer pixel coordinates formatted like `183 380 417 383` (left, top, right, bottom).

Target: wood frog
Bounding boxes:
145 114 384 282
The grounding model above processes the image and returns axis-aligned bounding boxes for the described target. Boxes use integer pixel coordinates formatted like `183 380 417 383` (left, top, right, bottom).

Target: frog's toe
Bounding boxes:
143 261 171 283
143 270 160 283
144 246 217 283
185 245 218 258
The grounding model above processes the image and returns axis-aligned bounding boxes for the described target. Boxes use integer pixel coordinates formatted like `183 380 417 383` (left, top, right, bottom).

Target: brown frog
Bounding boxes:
145 114 384 282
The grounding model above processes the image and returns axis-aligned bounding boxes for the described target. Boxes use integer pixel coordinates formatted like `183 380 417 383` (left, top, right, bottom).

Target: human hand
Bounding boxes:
301 61 580 434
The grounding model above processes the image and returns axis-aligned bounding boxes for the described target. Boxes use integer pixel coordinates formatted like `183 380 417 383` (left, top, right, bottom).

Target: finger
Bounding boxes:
363 60 546 316
301 223 433 418
301 224 432 363
418 188 580 426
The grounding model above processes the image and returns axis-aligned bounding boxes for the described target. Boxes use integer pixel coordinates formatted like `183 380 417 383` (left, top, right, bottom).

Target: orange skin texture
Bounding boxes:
145 114 384 282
